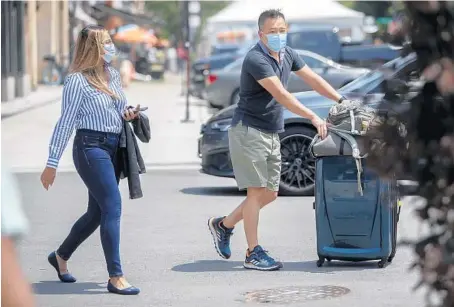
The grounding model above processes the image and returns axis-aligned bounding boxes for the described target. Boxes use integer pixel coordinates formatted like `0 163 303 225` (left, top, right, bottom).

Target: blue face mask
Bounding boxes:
265 33 287 52
103 43 116 63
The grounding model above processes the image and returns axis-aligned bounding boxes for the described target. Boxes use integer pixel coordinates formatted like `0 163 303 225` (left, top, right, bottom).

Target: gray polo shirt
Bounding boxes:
231 41 306 133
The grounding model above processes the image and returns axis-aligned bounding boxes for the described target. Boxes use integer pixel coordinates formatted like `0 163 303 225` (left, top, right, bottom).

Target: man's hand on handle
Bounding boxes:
311 116 328 139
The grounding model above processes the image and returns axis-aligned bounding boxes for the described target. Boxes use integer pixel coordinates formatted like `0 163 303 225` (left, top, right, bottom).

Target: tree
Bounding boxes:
145 1 230 44
340 1 394 17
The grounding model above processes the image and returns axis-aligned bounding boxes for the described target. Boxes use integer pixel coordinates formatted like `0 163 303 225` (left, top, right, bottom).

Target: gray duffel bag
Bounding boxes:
309 99 380 195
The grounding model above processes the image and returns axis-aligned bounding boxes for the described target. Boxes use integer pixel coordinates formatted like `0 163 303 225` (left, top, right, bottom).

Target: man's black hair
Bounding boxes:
258 9 285 30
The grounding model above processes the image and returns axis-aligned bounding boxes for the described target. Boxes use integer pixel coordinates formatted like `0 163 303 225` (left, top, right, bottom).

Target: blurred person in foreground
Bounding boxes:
208 9 348 271
1 163 35 307
40 25 142 295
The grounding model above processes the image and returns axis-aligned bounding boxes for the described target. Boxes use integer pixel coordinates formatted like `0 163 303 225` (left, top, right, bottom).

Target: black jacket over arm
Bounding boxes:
117 113 151 199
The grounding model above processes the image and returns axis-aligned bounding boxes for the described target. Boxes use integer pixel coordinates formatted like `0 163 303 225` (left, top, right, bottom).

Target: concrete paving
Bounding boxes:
1 75 210 171
1 85 63 119
15 169 426 307
4 72 428 307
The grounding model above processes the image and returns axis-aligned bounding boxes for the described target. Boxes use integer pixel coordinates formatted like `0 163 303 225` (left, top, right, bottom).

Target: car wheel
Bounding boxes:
230 89 240 105
279 125 316 196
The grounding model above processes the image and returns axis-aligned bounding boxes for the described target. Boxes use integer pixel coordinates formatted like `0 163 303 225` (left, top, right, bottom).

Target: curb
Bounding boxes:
1 95 62 120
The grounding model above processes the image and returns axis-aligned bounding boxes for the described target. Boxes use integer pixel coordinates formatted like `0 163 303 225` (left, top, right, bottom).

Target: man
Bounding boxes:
208 9 347 271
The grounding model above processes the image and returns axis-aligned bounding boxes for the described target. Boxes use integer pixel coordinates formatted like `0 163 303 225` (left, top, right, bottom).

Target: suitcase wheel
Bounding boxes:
387 256 394 263
377 258 387 268
316 258 325 267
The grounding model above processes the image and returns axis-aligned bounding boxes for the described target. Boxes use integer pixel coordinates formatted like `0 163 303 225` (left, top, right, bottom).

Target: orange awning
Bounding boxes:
113 25 158 44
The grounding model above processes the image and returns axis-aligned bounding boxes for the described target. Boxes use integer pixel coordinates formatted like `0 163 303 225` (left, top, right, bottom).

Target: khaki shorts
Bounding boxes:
228 121 281 192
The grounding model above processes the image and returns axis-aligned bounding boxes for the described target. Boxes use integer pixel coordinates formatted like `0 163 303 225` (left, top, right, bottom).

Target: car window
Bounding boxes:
340 71 384 94
287 31 336 51
340 56 417 95
223 57 244 71
300 55 326 69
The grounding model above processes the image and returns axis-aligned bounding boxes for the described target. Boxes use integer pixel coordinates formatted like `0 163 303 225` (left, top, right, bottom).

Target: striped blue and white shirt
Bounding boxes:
46 65 127 169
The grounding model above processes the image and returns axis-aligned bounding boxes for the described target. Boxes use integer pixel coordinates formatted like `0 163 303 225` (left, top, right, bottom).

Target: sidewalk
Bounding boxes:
1 77 211 172
1 85 62 119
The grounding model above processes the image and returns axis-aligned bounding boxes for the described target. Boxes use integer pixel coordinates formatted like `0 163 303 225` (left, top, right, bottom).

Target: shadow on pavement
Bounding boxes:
32 281 106 295
172 260 381 273
180 186 245 197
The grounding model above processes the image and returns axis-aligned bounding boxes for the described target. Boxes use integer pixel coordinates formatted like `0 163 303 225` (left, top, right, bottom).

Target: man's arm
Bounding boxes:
257 76 319 120
247 54 319 120
294 66 342 102
247 53 328 138
2 237 36 307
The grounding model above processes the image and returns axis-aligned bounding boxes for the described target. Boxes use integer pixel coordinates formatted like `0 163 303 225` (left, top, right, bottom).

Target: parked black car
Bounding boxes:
191 26 401 99
198 53 418 196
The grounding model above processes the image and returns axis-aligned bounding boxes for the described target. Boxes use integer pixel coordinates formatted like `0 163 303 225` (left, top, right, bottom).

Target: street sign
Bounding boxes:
189 15 201 28
189 1 200 14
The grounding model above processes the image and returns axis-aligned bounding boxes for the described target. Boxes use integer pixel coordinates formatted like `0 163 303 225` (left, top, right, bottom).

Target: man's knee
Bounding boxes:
246 187 277 206
260 190 278 207
246 187 266 201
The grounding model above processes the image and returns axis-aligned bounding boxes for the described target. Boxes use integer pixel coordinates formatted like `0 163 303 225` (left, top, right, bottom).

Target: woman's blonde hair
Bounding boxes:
70 25 117 97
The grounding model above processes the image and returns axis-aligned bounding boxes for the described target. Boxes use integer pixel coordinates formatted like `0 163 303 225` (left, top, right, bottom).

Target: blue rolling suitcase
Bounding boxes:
313 156 399 268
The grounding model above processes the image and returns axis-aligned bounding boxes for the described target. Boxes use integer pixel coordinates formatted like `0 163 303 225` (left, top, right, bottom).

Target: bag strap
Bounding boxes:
329 128 366 195
309 134 320 158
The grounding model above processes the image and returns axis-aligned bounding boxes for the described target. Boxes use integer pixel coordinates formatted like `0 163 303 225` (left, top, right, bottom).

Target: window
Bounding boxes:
223 57 244 71
300 55 326 69
287 31 335 51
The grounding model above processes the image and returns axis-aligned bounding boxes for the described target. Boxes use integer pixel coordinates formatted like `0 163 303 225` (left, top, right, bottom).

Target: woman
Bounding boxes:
40 25 140 295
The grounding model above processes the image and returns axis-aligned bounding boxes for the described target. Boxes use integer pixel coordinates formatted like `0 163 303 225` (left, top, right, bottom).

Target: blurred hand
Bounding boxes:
311 116 328 139
123 104 140 121
40 167 56 190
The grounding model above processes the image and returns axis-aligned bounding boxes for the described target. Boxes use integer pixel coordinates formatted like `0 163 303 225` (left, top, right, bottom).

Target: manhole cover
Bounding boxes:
242 285 350 304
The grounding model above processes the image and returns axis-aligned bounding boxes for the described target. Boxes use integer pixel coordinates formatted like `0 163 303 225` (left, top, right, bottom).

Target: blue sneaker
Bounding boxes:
208 217 233 259
244 245 282 271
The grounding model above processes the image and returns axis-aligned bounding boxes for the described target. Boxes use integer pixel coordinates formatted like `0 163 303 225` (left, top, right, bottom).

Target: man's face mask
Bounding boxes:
265 33 287 52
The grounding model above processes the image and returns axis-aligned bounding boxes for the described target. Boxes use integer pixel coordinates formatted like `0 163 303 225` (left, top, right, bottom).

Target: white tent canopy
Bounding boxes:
208 0 364 24
206 0 366 42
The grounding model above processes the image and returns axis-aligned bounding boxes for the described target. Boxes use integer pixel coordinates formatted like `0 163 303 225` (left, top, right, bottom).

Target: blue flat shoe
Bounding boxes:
107 280 140 295
47 251 77 283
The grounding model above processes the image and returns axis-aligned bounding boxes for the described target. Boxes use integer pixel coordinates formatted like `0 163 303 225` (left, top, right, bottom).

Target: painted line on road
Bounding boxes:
10 163 201 173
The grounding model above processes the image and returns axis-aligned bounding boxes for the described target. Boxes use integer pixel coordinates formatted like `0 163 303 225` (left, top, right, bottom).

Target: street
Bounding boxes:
1 74 210 172
3 77 426 306
16 170 424 307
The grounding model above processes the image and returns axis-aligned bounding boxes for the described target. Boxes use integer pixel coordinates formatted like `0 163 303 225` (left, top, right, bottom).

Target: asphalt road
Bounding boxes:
16 169 425 307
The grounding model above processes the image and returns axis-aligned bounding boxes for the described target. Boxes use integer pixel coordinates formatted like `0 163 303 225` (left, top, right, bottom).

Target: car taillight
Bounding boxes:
206 74 218 85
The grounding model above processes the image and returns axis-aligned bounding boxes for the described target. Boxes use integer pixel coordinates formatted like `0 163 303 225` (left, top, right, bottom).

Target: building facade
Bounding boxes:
1 1 28 102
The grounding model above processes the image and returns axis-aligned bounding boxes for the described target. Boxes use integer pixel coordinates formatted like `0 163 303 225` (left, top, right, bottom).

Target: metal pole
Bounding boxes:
10 3 18 81
181 0 193 123
27 0 38 90
16 1 26 97
1 1 11 78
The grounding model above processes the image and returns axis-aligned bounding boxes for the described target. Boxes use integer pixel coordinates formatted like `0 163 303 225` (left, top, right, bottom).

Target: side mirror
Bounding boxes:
384 79 409 97
383 79 410 102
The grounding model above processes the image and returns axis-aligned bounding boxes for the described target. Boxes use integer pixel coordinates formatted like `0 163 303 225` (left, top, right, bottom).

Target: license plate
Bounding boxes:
194 75 205 81
150 64 163 71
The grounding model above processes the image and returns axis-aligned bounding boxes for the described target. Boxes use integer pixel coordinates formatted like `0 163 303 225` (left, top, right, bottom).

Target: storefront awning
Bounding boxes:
90 3 164 26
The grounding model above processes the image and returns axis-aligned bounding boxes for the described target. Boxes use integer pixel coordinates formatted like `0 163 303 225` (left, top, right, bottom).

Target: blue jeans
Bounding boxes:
57 129 123 277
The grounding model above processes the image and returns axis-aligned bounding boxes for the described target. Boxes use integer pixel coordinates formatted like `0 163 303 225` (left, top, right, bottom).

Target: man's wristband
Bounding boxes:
338 96 346 103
